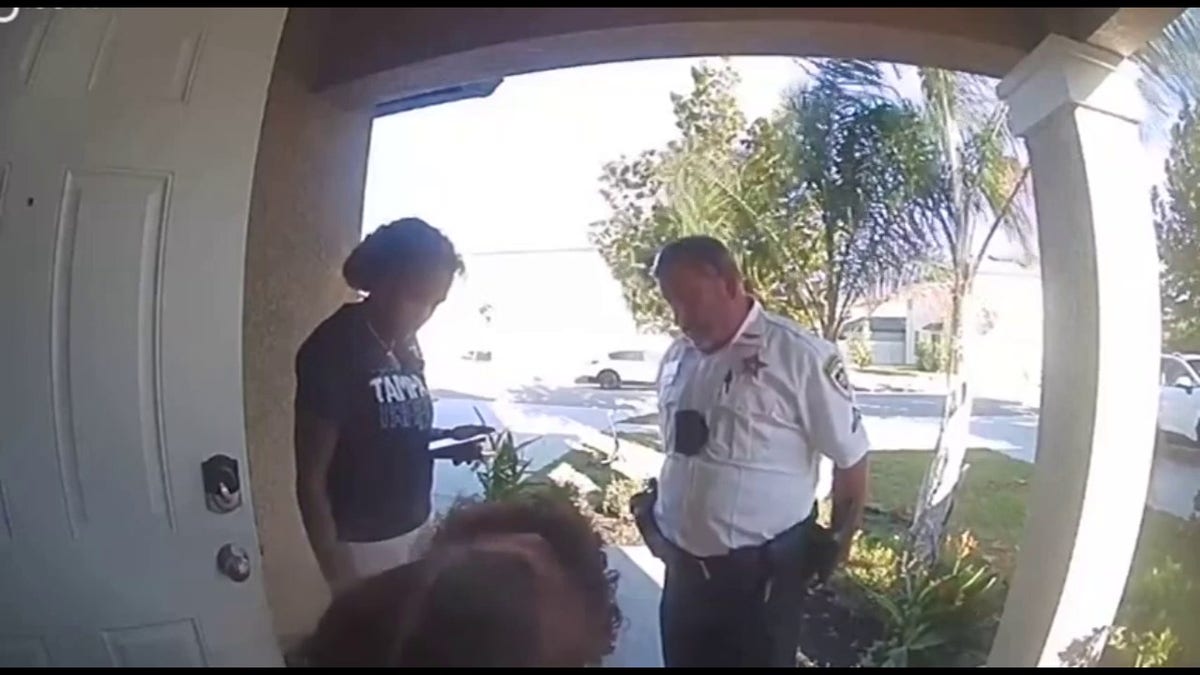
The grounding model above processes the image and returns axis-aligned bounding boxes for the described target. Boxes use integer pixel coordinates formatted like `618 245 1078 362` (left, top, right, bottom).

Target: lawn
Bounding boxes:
862 449 1032 571
860 448 1200 667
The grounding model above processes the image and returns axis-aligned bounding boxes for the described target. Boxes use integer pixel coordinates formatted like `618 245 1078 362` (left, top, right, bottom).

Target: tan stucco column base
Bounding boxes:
988 34 1160 667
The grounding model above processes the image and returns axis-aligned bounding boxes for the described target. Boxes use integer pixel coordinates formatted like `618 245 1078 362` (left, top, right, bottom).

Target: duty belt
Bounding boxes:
628 479 836 587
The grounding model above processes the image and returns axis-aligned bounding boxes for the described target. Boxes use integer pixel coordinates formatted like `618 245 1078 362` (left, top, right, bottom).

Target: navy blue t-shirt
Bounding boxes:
295 303 435 543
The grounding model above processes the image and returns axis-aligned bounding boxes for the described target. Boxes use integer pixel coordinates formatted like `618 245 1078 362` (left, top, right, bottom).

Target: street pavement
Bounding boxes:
430 376 1198 520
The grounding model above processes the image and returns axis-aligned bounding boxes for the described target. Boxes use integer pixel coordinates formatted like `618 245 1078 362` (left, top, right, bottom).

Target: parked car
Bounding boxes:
581 349 664 389
1159 352 1200 448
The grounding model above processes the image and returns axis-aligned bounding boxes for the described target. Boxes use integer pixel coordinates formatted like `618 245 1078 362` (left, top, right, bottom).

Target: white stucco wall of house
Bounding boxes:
848 258 1044 402
418 247 670 383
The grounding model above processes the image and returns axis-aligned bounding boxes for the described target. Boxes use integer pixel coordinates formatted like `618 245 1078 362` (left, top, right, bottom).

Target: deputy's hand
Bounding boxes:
447 424 495 441
810 528 844 587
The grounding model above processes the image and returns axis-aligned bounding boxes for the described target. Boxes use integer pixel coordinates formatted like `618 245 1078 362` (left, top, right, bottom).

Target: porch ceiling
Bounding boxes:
303 7 1179 104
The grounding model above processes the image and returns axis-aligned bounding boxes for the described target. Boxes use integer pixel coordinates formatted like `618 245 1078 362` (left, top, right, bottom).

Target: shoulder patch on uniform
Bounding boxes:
824 354 852 400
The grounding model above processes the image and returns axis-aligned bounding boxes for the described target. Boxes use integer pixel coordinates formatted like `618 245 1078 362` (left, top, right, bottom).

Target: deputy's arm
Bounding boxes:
797 348 871 568
829 455 869 563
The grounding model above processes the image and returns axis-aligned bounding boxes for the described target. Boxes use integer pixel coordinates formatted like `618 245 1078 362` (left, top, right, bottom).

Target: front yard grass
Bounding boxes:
858 448 1200 667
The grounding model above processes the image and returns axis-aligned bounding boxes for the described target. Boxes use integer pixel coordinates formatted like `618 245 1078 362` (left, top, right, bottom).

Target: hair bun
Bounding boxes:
342 218 462 293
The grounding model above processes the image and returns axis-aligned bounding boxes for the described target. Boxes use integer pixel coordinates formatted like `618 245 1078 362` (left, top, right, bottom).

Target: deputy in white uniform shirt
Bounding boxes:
632 236 870 668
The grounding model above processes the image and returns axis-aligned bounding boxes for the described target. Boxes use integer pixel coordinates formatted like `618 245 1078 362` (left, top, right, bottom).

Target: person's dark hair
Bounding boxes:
651 235 741 281
297 495 621 668
342 217 464 293
429 495 622 664
396 544 544 667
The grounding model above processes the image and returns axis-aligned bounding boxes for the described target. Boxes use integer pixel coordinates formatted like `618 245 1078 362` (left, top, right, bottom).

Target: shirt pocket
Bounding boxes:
722 376 783 419
710 376 785 461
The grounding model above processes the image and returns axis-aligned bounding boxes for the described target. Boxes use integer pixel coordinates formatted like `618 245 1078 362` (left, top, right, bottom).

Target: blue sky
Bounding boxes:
360 56 1169 359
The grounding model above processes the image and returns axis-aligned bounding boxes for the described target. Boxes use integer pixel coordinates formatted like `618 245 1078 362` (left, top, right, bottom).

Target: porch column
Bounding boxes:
988 35 1160 666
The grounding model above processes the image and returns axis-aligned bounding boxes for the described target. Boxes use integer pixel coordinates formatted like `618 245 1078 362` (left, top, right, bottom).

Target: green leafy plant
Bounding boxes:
848 325 874 368
467 409 543 503
853 531 1004 668
914 336 947 373
1106 626 1180 668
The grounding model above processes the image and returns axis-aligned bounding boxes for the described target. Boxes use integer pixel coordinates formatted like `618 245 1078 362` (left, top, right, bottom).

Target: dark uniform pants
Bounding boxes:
659 544 810 668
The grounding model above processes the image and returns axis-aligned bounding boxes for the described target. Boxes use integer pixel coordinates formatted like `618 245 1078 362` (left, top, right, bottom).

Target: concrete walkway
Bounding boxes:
602 546 665 668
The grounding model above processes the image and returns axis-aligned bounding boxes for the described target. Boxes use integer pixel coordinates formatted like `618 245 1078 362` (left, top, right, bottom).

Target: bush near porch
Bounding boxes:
837 449 1200 668
470 434 1199 667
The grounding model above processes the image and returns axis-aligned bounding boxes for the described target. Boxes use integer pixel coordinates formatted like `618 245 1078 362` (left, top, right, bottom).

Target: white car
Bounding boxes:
1159 353 1200 448
582 349 664 389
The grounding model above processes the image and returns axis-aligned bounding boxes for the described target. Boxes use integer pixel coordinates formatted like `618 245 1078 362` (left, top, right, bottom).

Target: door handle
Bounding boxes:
202 454 242 514
216 543 252 582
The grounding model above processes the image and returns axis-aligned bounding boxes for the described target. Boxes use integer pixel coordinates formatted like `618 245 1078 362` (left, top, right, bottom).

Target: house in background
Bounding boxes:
840 257 1043 402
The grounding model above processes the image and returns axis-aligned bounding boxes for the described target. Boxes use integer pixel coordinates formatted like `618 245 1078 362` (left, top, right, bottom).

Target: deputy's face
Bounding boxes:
658 262 737 350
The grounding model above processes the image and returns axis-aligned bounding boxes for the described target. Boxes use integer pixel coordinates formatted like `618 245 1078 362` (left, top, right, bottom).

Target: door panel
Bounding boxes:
0 8 286 666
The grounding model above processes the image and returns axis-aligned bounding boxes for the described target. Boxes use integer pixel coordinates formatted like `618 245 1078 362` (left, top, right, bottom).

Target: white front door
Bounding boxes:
0 8 285 667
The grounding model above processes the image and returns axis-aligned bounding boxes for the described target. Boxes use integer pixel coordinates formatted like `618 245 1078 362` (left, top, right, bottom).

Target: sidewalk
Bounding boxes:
849 366 944 394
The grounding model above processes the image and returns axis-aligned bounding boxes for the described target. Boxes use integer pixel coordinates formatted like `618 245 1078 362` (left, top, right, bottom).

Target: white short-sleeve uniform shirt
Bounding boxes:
653 300 870 558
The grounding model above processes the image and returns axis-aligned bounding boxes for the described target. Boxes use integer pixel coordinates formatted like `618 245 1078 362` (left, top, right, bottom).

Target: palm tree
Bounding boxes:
774 59 942 341
648 59 942 341
905 67 1035 564
1135 9 1200 139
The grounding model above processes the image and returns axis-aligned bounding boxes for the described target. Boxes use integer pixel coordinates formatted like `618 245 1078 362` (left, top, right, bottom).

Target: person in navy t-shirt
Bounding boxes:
294 218 491 594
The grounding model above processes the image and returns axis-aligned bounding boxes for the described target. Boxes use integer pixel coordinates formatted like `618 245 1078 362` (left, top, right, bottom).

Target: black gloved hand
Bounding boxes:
629 478 658 518
808 526 841 587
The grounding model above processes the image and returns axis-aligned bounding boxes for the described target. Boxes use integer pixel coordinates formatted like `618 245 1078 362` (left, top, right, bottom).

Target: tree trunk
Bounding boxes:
909 275 975 565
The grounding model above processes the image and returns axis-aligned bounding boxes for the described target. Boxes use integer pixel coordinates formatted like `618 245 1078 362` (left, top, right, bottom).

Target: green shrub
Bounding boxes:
1106 626 1180 668
915 336 948 373
850 531 1005 668
848 328 874 368
471 427 542 502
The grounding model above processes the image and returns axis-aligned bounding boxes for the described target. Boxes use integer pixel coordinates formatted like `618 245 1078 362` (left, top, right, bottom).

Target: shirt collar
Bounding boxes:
730 298 765 346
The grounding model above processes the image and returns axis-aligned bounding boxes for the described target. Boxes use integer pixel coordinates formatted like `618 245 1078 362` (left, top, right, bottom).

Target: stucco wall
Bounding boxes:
243 10 373 644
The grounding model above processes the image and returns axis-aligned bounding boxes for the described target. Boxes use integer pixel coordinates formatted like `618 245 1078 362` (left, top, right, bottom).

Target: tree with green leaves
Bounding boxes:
776 59 942 339
590 60 822 334
1153 104 1200 351
906 67 1035 564
591 58 940 342
1137 9 1200 350
1136 9 1200 139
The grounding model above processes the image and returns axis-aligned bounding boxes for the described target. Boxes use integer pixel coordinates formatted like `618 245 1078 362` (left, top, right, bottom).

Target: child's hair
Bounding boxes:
299 496 622 668
342 217 464 293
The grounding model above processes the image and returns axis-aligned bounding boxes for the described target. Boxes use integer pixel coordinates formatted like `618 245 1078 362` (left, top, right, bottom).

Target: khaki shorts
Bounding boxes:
330 518 436 595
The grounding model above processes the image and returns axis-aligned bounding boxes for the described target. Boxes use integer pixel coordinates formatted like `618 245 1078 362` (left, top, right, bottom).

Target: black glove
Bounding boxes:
629 478 658 519
807 525 841 586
